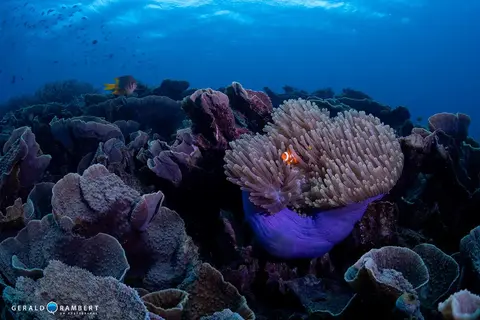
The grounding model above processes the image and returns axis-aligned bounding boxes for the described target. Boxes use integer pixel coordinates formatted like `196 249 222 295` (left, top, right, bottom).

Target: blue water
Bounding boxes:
0 0 479 137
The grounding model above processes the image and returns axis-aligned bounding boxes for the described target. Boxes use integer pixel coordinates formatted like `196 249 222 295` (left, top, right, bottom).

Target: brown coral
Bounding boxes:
179 263 255 320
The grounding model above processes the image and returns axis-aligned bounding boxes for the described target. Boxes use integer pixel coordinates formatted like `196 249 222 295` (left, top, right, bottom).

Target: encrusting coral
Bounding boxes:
224 98 404 258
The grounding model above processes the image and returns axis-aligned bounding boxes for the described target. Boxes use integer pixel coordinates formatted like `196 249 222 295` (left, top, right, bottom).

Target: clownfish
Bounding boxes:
281 150 299 165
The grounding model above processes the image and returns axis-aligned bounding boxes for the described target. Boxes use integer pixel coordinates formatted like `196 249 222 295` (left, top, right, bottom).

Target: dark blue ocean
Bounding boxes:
0 0 479 137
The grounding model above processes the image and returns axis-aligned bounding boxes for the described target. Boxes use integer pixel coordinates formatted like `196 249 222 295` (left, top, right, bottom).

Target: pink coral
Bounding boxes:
183 89 239 151
438 289 480 320
226 82 273 132
51 164 161 238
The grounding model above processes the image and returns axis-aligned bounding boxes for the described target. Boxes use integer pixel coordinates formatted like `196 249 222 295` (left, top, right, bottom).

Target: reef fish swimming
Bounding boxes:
104 75 137 96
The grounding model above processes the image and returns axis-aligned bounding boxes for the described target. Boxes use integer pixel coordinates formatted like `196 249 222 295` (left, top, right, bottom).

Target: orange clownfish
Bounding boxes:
281 150 299 165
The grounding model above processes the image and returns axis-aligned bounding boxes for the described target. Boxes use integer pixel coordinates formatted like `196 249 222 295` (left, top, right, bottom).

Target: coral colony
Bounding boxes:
0 79 478 319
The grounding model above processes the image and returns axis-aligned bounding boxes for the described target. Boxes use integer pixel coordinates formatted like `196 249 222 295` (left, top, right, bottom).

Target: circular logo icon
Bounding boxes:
46 302 58 314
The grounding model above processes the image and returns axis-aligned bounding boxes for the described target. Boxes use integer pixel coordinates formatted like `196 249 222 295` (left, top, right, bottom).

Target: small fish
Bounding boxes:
104 75 137 96
281 149 299 165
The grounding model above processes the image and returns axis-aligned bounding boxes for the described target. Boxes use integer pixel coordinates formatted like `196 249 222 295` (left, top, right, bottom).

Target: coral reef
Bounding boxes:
0 78 478 320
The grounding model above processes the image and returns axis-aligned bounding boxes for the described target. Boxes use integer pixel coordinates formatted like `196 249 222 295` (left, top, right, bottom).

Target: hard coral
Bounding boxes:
0 214 129 285
83 95 185 140
284 274 356 318
135 207 199 291
413 243 459 307
346 244 459 307
352 201 398 250
23 182 54 221
146 129 202 186
0 198 24 224
141 288 189 319
460 225 480 282
51 164 161 238
178 263 255 320
52 163 198 291
50 116 124 152
2 126 51 188
182 89 239 151
225 81 273 132
345 246 429 301
438 289 480 320
34 79 98 104
3 260 149 320
200 309 244 320
428 112 471 141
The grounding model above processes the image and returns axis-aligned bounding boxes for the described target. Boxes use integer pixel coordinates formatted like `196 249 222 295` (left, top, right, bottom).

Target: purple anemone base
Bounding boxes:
242 192 383 259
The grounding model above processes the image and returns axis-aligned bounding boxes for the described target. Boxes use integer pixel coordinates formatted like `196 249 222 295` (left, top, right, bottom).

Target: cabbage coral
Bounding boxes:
224 99 404 258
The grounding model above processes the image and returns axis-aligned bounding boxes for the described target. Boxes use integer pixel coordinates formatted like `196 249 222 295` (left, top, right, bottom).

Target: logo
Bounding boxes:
46 302 58 314
11 302 99 316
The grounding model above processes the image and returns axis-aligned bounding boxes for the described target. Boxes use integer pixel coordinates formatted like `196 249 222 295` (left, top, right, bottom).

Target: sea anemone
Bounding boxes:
224 99 404 258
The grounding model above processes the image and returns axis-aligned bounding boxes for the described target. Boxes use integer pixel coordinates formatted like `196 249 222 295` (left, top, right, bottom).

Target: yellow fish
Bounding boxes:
104 75 137 96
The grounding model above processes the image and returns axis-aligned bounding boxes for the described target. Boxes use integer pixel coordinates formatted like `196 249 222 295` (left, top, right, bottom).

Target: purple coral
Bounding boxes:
3 260 149 319
128 206 199 291
51 164 198 291
23 182 54 221
438 289 480 320
226 81 273 132
146 129 201 186
182 89 240 151
49 116 124 151
428 112 471 141
2 126 51 188
0 214 129 285
345 246 429 300
51 164 161 238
